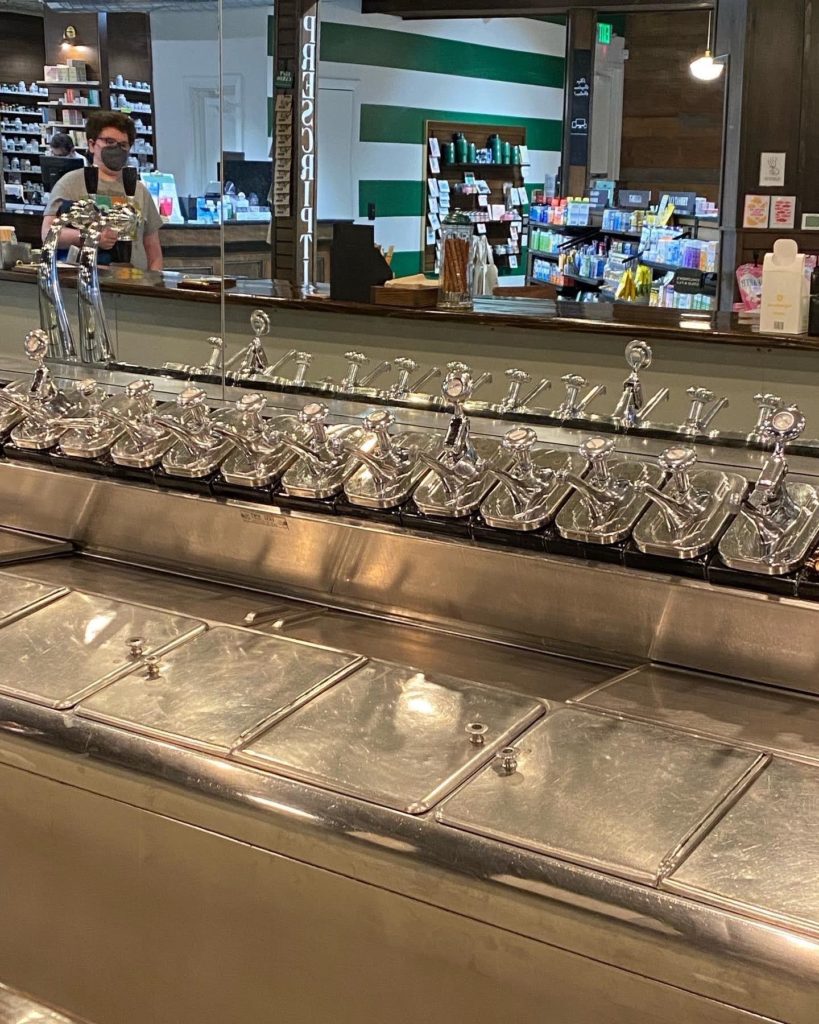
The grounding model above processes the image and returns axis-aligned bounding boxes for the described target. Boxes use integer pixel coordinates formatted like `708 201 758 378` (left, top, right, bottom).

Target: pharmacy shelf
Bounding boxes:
3 168 42 175
0 88 47 99
37 80 100 87
1 149 43 158
0 128 42 136
109 84 151 95
0 108 44 117
38 101 100 110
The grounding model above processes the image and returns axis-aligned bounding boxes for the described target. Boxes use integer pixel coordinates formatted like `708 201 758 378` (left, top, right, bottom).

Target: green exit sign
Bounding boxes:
598 22 613 45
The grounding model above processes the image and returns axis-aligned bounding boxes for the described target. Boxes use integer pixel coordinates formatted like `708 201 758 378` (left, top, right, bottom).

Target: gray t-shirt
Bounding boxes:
45 168 163 270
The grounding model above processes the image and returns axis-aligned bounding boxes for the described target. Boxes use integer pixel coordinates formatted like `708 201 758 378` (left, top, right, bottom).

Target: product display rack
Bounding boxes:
108 76 155 171
526 203 720 308
0 90 48 214
424 120 531 278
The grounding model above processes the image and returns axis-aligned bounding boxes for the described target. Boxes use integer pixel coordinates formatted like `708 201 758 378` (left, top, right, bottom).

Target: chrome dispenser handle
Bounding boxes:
359 360 392 388
499 368 530 411
203 336 224 372
291 351 313 386
625 338 653 372
250 309 271 337
749 392 784 443
501 426 537 474
299 400 329 444
388 356 418 397
580 436 616 484
363 408 395 454
341 351 369 390
768 406 806 457
659 445 698 496
24 329 49 367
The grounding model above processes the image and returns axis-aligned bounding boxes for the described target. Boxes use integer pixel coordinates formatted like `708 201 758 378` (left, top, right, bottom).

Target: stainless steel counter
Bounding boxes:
1 404 819 1022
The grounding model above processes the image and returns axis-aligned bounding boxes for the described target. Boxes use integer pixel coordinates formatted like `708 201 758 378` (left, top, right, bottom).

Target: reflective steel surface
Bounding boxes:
237 660 545 813
556 458 665 544
0 591 204 709
77 626 361 755
667 758 819 937
438 706 761 884
0 983 93 1024
576 665 819 763
0 571 65 625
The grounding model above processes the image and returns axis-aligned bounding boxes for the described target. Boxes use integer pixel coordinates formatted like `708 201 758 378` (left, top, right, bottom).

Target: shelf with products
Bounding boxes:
38 101 100 111
3 167 42 176
423 119 531 275
0 88 48 100
1 149 43 158
109 83 151 95
0 108 45 118
37 80 101 88
0 128 43 137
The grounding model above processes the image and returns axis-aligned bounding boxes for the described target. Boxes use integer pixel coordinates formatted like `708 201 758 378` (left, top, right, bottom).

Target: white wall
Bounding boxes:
151 7 272 198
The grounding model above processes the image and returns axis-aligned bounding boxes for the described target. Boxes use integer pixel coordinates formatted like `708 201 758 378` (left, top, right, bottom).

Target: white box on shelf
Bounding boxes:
760 238 810 335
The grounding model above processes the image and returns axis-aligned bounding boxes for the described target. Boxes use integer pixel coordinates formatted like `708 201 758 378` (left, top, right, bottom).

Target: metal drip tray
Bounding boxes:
236 660 545 813
480 448 583 532
437 707 761 884
718 480 819 576
633 469 749 559
556 459 665 545
665 759 819 937
344 431 442 510
162 436 235 479
219 415 301 488
77 626 362 755
0 571 66 626
412 438 509 519
281 425 367 499
0 591 205 709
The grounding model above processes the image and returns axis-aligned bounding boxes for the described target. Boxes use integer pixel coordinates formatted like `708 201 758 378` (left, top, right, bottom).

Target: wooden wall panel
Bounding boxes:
0 13 45 85
618 10 724 203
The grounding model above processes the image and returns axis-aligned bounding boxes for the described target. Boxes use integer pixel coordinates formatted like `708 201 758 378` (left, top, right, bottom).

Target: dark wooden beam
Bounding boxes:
363 0 712 17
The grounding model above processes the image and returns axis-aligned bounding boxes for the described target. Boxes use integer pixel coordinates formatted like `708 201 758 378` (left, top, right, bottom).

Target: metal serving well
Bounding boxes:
664 758 819 938
480 429 582 532
0 591 205 709
437 706 761 885
555 439 665 545
235 659 545 814
0 571 67 627
77 626 362 755
279 402 366 499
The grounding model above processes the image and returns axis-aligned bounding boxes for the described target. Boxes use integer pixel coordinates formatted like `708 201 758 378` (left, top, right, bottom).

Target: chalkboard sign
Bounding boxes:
663 191 697 216
673 268 704 294
569 50 591 167
618 190 652 209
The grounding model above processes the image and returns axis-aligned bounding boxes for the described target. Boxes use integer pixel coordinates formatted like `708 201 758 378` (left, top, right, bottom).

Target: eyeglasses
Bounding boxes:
96 136 130 151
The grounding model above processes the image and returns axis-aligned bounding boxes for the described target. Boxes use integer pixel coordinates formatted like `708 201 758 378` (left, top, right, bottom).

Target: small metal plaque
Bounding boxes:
666 759 819 937
236 660 545 813
0 591 205 709
78 626 361 754
437 707 759 884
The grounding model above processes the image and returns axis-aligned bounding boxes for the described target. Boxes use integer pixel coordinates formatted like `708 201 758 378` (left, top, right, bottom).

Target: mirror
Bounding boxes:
0 0 224 377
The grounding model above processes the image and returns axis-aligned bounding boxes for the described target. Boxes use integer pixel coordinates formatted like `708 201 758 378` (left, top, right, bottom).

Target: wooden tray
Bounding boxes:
372 285 439 308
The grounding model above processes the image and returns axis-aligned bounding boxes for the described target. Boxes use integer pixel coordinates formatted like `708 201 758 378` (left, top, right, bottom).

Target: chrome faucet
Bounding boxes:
211 393 298 488
110 380 176 468
382 357 442 400
720 406 819 575
748 392 783 446
633 446 750 560
561 437 630 525
227 311 272 379
679 387 729 436
1 330 73 447
38 208 77 360
447 361 492 396
553 373 607 421
611 340 670 428
75 200 139 363
636 447 710 532
493 369 552 413
163 336 224 376
155 386 235 477
279 401 366 499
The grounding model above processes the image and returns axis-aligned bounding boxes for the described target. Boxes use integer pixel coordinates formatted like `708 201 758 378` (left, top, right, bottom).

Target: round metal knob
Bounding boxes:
562 373 587 389
394 357 418 373
237 393 266 414
144 656 162 680
294 351 313 367
206 335 224 351
659 446 698 474
24 329 49 363
299 401 328 426
344 351 368 367
178 385 207 409
580 436 615 463
446 360 470 375
754 392 783 410
769 407 806 443
505 368 530 384
625 339 653 372
496 746 519 775
442 371 472 403
125 379 153 399
127 636 145 659
364 409 395 433
74 378 98 398
250 309 271 337
466 722 488 746
502 426 537 454
687 386 714 403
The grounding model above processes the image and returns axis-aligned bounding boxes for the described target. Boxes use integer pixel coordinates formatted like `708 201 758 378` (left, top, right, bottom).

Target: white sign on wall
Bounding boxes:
297 5 319 292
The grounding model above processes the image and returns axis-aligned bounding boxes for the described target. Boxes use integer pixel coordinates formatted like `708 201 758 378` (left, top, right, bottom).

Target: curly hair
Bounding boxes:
85 110 136 147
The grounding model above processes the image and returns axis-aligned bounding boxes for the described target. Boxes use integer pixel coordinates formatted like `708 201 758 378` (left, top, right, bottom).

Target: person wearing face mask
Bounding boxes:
41 111 163 271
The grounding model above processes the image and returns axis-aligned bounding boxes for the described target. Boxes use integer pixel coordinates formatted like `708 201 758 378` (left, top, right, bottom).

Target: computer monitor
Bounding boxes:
41 156 84 193
218 159 272 201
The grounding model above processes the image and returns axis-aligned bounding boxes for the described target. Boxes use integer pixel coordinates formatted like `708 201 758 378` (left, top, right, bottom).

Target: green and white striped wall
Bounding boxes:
318 0 567 279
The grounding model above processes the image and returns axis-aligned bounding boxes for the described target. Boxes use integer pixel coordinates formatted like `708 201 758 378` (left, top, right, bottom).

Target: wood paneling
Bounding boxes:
618 10 724 203
43 12 101 81
364 0 710 15
0 13 45 85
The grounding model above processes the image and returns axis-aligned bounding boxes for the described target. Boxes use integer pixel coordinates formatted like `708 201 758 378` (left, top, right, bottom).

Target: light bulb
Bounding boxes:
690 52 724 81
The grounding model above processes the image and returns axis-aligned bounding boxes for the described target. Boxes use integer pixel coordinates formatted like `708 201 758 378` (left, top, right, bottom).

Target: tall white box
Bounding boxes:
760 238 810 335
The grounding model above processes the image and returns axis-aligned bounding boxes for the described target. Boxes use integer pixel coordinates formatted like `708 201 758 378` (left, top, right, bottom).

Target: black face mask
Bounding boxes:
99 145 129 172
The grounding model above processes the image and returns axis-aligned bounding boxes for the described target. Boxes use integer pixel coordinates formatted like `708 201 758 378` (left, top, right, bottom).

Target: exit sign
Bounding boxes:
598 22 613 45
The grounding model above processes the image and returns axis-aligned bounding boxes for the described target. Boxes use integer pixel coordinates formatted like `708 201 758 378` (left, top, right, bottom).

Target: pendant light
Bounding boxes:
690 9 725 81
